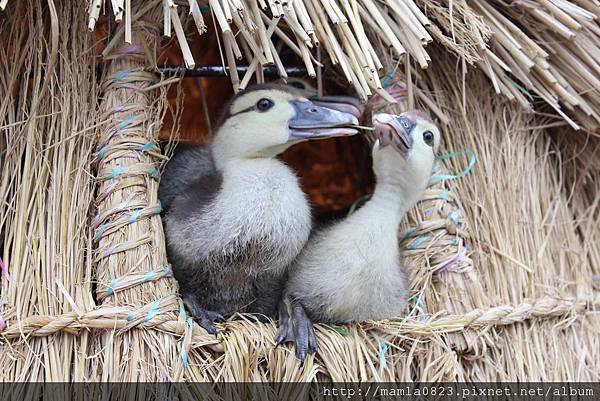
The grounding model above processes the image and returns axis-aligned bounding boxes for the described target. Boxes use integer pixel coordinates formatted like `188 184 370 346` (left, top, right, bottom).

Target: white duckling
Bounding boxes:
278 110 441 360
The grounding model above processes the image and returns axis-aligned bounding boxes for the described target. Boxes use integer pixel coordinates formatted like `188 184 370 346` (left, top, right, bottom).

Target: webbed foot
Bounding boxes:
183 293 226 335
276 299 318 363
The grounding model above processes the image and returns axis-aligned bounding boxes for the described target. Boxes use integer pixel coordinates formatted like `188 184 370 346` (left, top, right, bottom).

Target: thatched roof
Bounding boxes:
2 0 598 128
81 0 600 130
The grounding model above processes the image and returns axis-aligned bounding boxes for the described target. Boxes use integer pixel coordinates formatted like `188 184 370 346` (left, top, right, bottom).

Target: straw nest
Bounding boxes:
0 0 599 384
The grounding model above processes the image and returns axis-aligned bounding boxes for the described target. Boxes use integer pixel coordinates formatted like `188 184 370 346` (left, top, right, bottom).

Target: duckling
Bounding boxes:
278 110 441 360
159 83 361 334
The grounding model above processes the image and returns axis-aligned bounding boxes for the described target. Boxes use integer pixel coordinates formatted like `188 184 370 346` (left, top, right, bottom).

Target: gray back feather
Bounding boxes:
158 144 218 212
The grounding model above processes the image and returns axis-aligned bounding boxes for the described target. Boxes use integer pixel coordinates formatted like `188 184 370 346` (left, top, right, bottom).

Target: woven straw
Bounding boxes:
0 0 598 384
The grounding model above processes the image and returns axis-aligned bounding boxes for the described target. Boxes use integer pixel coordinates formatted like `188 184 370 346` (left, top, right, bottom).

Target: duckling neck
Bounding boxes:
213 153 283 174
367 175 424 221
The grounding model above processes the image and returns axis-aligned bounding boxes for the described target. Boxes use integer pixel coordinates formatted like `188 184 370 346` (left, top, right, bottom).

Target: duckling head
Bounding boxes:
370 110 441 196
212 84 359 163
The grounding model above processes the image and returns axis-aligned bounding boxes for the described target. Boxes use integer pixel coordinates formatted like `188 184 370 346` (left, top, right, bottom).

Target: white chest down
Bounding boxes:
288 202 409 323
217 159 312 247
165 157 312 279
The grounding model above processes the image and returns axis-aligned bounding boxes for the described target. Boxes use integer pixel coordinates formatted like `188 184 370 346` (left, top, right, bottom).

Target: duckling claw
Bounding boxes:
183 293 225 336
275 300 295 346
276 299 318 363
292 302 318 363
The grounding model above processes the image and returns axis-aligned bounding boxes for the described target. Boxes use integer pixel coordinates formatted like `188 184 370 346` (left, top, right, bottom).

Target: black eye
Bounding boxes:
423 130 434 146
256 98 274 112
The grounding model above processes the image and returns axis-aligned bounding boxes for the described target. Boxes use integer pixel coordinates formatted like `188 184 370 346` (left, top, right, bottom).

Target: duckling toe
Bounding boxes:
292 302 318 363
275 300 295 345
275 324 294 346
208 311 226 323
183 293 225 335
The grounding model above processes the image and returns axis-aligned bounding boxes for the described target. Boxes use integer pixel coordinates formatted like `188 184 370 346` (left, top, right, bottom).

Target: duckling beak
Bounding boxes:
288 100 359 140
372 113 416 157
309 95 364 120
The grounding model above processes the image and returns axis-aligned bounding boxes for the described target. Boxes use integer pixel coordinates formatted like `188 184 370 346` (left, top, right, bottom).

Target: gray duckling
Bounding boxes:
159 84 362 334
278 110 441 360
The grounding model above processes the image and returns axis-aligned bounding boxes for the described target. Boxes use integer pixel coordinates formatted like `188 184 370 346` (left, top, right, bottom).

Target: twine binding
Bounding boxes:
1 295 597 346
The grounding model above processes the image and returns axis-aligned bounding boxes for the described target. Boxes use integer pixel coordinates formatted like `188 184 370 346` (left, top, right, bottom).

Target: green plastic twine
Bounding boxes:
430 149 477 184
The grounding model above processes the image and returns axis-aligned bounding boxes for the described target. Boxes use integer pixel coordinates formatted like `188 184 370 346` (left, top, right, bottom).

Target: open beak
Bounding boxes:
309 95 364 121
372 113 416 157
288 99 359 140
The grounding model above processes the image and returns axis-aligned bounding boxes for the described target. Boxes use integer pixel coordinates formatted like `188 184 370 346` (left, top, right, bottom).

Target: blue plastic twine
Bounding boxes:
438 189 450 200
115 70 130 81
107 277 117 296
378 341 388 369
382 68 395 88
97 146 108 161
109 165 125 179
401 227 417 241
409 295 427 322
95 224 107 242
137 142 157 152
144 300 161 322
430 149 477 184
129 209 142 224
179 341 189 369
448 210 461 226
408 235 429 250
117 115 135 130
143 270 154 283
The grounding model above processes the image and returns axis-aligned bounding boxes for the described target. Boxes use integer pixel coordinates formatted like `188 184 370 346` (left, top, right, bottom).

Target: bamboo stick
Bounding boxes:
232 13 267 64
171 7 195 68
224 31 240 91
249 0 274 63
222 0 232 23
305 0 337 62
361 0 405 56
540 0 582 30
340 0 375 72
88 0 102 31
209 0 232 33
293 0 317 44
125 0 132 44
163 0 172 37
189 0 207 35
283 5 312 45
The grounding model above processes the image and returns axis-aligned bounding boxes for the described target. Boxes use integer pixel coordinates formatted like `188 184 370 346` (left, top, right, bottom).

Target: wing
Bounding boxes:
158 143 218 212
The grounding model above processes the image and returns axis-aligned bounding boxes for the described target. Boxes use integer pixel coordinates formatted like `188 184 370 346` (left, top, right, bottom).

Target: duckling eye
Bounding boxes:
423 130 434 147
256 98 274 112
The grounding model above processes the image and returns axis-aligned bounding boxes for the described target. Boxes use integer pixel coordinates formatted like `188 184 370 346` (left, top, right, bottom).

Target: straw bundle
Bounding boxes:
89 1 220 382
0 0 97 381
0 0 219 384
